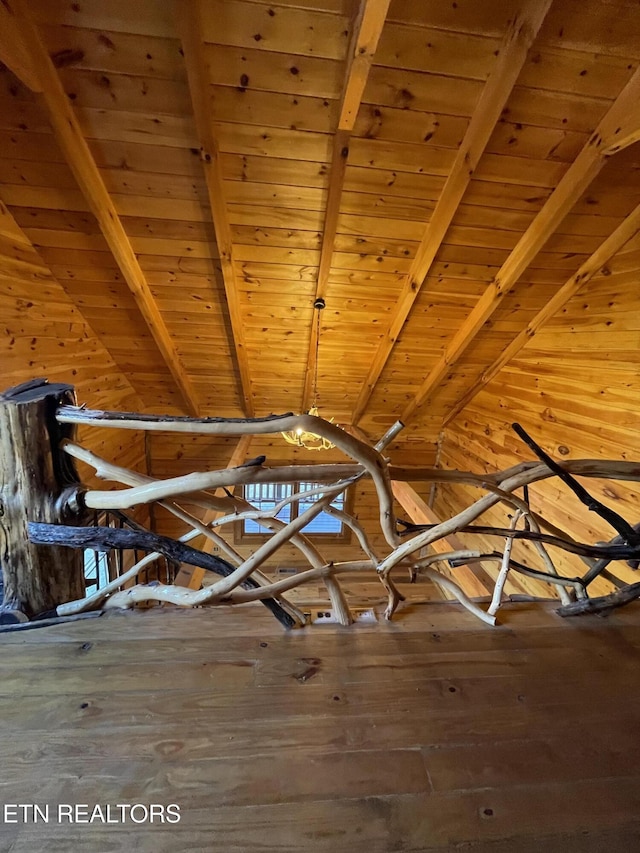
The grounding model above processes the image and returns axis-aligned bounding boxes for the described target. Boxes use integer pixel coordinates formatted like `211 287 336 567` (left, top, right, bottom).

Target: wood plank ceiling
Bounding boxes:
1 0 640 464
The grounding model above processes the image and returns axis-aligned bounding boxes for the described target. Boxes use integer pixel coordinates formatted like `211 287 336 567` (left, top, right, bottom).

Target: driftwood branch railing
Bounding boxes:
2 379 640 629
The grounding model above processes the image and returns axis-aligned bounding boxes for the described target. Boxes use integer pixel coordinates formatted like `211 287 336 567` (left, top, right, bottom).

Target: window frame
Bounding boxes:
234 481 354 544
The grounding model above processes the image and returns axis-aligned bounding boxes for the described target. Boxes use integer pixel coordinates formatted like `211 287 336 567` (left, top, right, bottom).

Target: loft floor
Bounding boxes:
1 601 640 852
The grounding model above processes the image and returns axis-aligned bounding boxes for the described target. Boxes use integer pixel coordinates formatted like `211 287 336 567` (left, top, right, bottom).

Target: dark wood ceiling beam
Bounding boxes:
177 0 255 418
301 0 391 412
350 0 553 425
401 64 640 427
7 0 201 417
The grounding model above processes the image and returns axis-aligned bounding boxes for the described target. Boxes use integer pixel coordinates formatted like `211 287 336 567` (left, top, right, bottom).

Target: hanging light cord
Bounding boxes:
280 296 334 450
311 298 323 410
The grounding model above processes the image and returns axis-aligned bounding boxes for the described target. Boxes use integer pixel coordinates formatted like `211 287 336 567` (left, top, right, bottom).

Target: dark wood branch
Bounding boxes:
447 551 586 594
512 422 640 546
241 455 267 468
598 570 627 589
506 557 585 594
399 520 640 561
390 460 640 485
27 523 295 628
581 521 640 585
556 581 640 617
0 612 104 633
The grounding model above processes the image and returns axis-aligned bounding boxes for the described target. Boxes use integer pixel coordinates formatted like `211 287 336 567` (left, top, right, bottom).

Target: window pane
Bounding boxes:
245 483 293 503
297 480 345 533
301 512 343 534
84 549 110 594
242 482 344 535
299 482 345 510
84 550 97 586
244 482 292 533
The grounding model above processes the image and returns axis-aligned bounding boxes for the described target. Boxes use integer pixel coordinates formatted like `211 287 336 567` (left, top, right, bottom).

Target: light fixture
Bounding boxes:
282 297 336 451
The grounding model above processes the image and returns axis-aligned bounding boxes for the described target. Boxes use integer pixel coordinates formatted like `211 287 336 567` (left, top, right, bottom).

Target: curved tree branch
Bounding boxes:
57 406 399 547
512 422 640 546
28 522 298 628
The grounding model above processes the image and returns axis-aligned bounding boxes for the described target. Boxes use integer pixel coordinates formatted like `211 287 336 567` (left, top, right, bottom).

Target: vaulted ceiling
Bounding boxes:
2 0 640 465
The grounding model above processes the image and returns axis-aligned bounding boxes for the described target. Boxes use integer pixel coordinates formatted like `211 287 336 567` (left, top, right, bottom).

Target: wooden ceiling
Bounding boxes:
2 0 640 463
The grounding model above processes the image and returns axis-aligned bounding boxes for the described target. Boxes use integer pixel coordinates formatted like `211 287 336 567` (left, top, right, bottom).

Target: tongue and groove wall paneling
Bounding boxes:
434 237 640 596
341 11 502 448
0 80 186 413
0 200 147 485
7 0 204 416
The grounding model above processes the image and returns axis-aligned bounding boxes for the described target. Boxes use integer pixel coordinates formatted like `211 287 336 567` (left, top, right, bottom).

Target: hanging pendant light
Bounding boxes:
281 297 336 451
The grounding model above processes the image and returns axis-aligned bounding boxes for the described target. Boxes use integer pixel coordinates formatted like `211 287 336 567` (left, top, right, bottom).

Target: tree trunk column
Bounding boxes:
0 379 85 620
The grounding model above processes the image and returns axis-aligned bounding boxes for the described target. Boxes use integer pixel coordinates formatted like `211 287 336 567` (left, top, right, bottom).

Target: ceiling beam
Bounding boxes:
444 200 640 425
0 0 41 92
177 0 255 418
8 0 200 417
337 0 392 133
350 0 553 425
400 63 640 426
301 0 391 411
599 83 640 155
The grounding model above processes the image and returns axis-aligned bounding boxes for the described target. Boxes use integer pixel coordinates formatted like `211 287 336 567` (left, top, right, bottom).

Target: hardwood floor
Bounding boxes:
0 600 639 851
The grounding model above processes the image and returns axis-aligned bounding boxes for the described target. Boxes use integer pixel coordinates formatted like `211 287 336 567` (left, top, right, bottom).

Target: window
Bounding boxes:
81 511 177 598
239 481 349 538
83 548 111 593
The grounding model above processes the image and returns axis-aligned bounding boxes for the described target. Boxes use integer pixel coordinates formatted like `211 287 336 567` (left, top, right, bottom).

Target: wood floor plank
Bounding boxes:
3 779 640 852
0 749 431 806
0 703 638 765
0 660 256 697
5 621 640 669
424 730 640 791
3 824 640 853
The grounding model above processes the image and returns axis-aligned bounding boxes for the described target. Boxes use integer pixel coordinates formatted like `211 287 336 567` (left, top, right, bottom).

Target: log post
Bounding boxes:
0 379 86 621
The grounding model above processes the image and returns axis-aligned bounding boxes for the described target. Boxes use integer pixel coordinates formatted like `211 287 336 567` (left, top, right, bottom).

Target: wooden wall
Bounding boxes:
1 200 148 486
433 240 640 598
